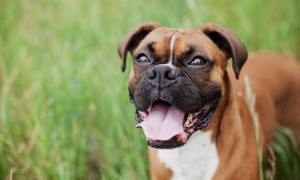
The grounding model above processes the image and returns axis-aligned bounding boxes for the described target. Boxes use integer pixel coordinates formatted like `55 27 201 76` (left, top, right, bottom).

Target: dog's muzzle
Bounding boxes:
130 64 221 149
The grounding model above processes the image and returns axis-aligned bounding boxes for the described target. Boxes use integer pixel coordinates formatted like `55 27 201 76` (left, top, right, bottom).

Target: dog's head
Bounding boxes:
118 23 247 149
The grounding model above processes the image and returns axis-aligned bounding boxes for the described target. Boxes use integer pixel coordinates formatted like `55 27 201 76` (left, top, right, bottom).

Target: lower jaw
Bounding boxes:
147 136 186 149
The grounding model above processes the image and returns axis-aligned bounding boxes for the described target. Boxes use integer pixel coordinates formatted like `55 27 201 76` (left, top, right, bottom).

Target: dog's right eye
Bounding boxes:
135 54 151 65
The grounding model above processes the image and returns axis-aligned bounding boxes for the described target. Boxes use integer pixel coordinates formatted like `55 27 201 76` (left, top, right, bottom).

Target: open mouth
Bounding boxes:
135 100 216 149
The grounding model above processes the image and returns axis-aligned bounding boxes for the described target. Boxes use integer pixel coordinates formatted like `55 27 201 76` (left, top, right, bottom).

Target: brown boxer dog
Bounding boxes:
117 23 300 180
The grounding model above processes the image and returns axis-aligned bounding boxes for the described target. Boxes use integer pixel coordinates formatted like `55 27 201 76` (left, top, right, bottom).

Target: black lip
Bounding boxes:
193 105 216 130
147 136 186 149
154 96 173 106
135 109 143 124
152 99 172 107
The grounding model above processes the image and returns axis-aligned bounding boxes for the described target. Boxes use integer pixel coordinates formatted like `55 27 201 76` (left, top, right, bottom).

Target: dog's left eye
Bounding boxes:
135 54 151 64
188 56 208 66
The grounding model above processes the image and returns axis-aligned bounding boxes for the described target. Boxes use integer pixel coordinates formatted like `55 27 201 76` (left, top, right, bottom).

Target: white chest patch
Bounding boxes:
157 131 219 180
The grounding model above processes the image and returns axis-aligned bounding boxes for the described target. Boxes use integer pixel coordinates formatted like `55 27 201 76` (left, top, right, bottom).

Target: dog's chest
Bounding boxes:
157 131 219 180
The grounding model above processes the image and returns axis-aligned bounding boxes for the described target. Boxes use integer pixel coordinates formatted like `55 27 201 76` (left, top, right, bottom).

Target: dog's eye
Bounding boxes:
135 54 151 64
188 56 208 66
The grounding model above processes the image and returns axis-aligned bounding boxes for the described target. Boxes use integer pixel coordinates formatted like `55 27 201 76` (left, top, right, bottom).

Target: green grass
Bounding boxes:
0 0 299 179
264 128 300 180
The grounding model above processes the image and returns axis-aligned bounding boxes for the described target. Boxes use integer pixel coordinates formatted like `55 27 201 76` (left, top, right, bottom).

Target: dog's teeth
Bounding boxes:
184 114 192 126
184 121 189 127
187 114 193 121
188 129 195 133
147 106 152 113
194 112 200 117
184 122 190 128
184 113 198 128
139 111 148 119
177 133 188 143
136 124 141 128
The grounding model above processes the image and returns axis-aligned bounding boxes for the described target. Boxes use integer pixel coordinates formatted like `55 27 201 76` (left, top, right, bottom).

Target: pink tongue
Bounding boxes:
140 103 185 141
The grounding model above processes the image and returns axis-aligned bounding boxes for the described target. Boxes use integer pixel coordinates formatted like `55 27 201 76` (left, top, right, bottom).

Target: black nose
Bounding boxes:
147 65 179 89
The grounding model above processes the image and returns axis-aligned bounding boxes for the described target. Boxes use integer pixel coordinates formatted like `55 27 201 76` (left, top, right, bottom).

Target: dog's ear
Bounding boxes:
118 23 161 72
200 23 248 79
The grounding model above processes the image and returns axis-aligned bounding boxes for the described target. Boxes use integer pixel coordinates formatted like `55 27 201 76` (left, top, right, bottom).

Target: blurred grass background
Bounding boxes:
0 0 299 179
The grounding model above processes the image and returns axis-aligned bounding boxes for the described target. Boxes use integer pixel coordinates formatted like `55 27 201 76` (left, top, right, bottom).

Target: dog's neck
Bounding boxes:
209 71 231 139
214 70 249 148
211 70 259 179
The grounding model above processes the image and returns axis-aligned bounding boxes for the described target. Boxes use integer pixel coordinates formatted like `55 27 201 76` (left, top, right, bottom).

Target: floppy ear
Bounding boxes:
200 23 248 79
118 23 161 72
